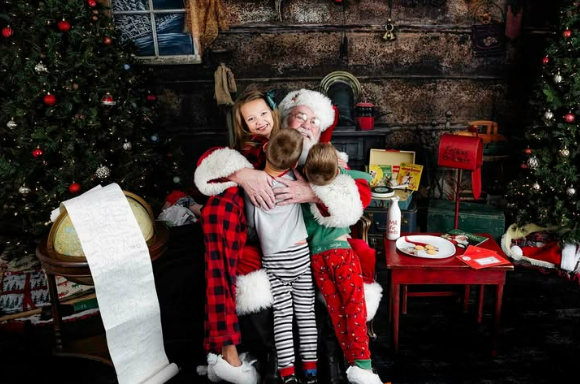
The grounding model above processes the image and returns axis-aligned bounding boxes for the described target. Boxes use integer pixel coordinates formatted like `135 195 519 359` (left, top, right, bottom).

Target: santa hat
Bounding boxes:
278 89 335 132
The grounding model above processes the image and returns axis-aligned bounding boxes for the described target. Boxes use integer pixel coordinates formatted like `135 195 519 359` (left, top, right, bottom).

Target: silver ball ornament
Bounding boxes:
173 176 181 184
554 72 563 83
567 187 576 196
559 147 570 157
122 141 132 151
532 182 540 190
527 156 539 169
95 165 111 179
7 118 17 129
544 110 554 120
19 185 31 195
34 61 48 73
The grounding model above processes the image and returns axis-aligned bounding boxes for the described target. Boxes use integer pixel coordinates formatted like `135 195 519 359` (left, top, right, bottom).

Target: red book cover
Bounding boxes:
456 245 511 269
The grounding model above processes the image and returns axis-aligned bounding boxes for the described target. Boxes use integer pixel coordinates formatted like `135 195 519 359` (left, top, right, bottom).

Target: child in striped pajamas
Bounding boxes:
302 142 384 384
244 128 318 384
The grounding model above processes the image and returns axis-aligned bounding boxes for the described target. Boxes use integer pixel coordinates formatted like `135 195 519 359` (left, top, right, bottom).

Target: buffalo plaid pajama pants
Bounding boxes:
202 187 247 352
310 244 370 364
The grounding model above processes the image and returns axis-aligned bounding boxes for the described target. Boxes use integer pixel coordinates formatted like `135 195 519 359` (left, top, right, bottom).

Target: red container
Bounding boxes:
355 102 374 130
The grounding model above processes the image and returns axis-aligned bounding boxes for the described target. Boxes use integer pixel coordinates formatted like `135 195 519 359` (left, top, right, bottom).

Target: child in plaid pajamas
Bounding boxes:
201 90 279 384
302 142 384 384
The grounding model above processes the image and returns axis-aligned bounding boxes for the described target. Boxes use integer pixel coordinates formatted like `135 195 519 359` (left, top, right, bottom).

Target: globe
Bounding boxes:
47 191 155 261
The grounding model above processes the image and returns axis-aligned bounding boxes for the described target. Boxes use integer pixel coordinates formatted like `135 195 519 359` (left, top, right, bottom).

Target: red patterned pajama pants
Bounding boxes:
311 246 370 364
202 187 247 352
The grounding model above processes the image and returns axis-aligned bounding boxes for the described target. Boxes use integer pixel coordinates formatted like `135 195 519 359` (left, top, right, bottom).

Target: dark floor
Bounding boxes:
2 224 580 384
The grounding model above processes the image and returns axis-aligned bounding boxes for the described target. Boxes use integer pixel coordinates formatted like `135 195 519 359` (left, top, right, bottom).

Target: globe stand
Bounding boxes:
35 222 168 366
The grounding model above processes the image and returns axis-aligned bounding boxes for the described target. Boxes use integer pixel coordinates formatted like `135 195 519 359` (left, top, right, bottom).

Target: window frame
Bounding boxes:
108 0 201 65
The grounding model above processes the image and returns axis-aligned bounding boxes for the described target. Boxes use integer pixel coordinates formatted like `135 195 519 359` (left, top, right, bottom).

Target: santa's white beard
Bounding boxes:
298 137 316 166
281 116 321 165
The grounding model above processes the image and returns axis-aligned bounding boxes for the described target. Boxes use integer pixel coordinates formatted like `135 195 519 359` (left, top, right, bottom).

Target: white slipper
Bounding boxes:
212 353 260 384
205 353 223 382
346 365 384 384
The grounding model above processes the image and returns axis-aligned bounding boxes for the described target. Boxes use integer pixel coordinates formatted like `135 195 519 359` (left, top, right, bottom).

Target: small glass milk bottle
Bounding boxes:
386 196 401 240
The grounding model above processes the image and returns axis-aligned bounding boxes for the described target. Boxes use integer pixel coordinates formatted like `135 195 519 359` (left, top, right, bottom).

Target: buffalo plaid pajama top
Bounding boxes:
202 137 267 352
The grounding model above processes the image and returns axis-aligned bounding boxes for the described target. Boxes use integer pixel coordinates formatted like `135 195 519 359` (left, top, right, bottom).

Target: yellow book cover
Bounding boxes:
369 164 393 187
395 162 423 191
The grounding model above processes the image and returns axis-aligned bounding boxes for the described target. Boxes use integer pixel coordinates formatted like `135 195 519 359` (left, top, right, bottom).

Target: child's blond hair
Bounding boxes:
266 129 303 171
303 142 338 186
233 89 280 150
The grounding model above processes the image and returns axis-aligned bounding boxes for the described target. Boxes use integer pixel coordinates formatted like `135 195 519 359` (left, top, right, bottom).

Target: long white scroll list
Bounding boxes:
61 183 178 384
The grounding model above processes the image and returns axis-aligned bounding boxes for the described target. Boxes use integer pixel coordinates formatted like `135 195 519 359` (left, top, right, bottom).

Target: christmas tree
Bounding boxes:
0 0 180 257
506 2 580 244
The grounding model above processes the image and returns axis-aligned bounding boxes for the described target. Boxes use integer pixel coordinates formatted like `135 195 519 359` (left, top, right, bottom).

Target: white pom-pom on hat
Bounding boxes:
278 89 335 132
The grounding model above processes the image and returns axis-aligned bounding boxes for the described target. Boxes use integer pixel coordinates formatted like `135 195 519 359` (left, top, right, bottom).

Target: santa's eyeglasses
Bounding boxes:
289 112 321 128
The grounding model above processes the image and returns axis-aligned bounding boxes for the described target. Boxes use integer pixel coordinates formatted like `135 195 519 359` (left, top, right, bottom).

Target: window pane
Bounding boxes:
155 14 193 56
153 0 184 10
115 15 154 56
112 0 149 11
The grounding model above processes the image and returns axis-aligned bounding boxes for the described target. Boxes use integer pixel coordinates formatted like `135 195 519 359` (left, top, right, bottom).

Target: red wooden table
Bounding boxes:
384 233 513 357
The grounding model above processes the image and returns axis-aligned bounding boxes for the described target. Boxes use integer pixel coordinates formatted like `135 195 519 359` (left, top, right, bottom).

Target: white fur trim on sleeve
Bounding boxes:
309 174 364 228
235 269 273 315
336 150 349 164
561 243 580 272
364 281 383 321
194 148 253 196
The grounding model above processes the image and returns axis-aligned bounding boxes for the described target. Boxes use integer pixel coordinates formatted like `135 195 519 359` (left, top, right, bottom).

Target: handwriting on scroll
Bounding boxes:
442 146 470 164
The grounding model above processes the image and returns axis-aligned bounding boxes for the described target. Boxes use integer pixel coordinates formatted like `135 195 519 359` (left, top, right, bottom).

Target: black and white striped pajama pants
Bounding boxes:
263 242 318 372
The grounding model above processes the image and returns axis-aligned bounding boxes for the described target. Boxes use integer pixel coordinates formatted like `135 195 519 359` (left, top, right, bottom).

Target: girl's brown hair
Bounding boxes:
303 142 338 186
233 90 280 150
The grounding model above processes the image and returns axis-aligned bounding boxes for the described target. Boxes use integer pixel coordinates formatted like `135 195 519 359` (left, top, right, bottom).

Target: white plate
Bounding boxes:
395 235 456 259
